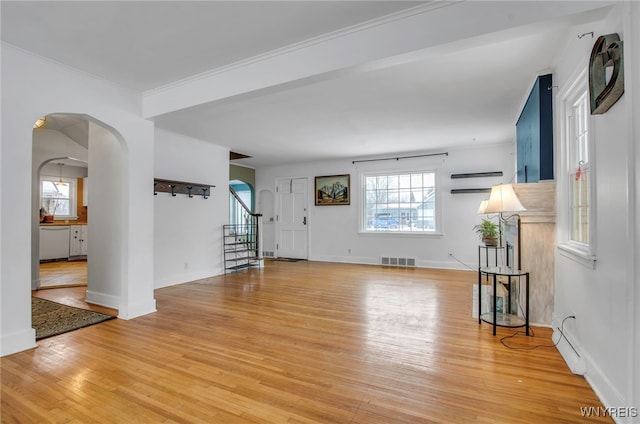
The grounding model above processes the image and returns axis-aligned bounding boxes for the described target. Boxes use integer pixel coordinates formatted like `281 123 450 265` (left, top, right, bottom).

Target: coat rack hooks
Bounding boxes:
153 178 215 199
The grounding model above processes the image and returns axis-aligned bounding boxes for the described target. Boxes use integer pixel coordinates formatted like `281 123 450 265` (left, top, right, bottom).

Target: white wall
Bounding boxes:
153 129 229 288
86 122 123 308
33 129 89 167
552 4 638 420
631 1 640 414
1 43 155 356
40 163 87 179
256 143 514 270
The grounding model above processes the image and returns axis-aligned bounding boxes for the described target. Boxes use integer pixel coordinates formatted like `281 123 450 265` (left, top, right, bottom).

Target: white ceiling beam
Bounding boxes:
142 1 612 119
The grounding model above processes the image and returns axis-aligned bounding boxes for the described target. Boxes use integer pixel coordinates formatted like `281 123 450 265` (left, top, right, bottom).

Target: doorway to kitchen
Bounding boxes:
32 113 124 315
37 154 89 290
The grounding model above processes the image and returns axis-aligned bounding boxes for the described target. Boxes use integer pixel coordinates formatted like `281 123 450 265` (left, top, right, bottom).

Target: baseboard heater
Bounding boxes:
380 256 416 267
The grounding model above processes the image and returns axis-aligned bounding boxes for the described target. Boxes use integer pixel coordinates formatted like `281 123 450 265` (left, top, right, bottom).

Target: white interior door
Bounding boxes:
276 178 308 259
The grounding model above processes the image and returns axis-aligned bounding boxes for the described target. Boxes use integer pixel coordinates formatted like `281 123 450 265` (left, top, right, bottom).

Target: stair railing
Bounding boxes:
229 186 263 265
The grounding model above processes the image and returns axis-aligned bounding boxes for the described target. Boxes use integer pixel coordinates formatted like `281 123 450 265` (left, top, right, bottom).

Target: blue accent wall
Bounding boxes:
516 74 554 182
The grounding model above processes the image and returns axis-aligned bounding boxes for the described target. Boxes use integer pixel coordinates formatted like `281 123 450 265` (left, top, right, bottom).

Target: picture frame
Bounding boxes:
315 174 350 206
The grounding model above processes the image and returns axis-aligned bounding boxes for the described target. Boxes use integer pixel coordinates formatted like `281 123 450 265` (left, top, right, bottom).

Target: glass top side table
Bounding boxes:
478 265 530 336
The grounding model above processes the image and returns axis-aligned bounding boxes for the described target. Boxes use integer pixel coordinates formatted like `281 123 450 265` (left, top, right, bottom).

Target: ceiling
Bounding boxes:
1 1 612 168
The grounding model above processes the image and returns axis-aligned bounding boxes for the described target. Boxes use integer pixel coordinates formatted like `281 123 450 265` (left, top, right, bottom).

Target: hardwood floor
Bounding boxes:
3 261 610 423
34 260 117 316
32 286 118 317
39 260 87 288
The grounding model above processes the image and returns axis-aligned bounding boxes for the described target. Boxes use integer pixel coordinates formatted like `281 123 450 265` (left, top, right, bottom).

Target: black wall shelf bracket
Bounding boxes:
450 171 503 179
154 178 215 199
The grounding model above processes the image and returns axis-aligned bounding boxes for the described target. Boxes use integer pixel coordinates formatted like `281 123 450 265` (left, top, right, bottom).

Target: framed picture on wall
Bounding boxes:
315 174 350 206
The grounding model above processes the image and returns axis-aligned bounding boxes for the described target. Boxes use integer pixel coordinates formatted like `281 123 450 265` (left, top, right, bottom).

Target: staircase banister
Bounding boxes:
229 186 260 216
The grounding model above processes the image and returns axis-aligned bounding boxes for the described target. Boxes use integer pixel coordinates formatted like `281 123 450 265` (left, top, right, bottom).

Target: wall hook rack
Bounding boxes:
154 178 215 199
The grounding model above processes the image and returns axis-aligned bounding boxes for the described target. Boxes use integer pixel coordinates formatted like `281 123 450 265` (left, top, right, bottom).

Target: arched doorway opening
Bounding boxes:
229 179 254 225
32 113 125 312
36 156 88 289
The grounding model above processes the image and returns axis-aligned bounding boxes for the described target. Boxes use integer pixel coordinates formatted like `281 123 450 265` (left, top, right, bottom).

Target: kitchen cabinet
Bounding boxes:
40 226 70 260
69 225 88 257
82 177 88 207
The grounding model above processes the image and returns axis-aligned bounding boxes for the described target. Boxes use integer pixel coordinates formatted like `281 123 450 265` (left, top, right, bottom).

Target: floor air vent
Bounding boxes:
380 256 416 267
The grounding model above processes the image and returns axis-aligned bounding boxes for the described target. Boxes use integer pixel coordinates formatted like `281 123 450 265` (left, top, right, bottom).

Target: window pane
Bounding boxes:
571 170 589 243
41 178 75 218
568 90 590 245
363 171 437 232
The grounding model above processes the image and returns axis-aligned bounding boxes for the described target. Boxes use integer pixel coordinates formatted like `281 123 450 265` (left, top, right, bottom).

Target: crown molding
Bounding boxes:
143 1 458 98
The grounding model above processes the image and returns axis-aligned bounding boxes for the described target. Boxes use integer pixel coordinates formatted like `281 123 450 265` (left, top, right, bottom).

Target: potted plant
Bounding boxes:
473 218 500 246
41 199 60 223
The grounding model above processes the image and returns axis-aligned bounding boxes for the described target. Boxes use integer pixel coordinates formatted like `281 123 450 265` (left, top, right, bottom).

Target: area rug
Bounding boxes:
32 297 116 340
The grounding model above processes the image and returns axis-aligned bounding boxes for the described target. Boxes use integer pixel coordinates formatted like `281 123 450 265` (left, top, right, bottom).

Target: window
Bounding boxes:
558 71 596 266
362 171 437 233
41 177 77 219
569 91 590 245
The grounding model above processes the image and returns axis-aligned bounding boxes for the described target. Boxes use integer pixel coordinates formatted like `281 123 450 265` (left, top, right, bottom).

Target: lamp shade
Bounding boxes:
477 200 489 214
484 184 526 213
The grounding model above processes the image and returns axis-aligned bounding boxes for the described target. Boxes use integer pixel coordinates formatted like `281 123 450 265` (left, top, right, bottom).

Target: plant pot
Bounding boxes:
482 235 498 246
43 215 54 223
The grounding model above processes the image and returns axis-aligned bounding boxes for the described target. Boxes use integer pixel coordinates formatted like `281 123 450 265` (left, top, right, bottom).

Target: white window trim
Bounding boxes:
556 68 597 268
557 244 597 269
41 175 78 220
358 168 442 236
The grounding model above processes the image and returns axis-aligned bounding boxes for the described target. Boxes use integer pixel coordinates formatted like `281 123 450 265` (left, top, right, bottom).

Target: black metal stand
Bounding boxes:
478 266 530 336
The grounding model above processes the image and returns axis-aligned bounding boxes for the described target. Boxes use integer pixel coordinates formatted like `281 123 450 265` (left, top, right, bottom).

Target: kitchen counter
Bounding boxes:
40 221 87 227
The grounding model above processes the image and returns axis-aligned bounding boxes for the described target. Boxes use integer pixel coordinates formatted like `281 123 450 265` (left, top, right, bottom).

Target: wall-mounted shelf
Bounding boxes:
450 188 491 194
451 171 503 179
154 178 215 199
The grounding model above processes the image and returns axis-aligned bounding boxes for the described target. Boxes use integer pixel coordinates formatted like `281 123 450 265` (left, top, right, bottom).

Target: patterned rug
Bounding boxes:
32 297 116 340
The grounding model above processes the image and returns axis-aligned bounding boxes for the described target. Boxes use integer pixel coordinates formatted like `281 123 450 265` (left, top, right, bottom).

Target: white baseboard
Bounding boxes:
117 298 157 320
1 328 37 357
154 268 223 289
309 254 473 271
553 327 586 375
552 317 630 423
85 290 120 310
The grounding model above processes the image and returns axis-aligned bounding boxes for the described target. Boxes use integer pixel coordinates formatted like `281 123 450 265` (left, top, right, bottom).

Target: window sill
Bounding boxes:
359 231 443 238
557 244 597 269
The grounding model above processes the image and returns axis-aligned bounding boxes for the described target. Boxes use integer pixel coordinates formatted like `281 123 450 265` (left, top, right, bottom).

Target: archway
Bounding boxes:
32 113 125 311
230 179 254 225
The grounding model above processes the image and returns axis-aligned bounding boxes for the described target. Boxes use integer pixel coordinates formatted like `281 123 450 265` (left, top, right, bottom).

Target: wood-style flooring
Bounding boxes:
3 261 610 423
34 260 116 316
39 260 87 289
